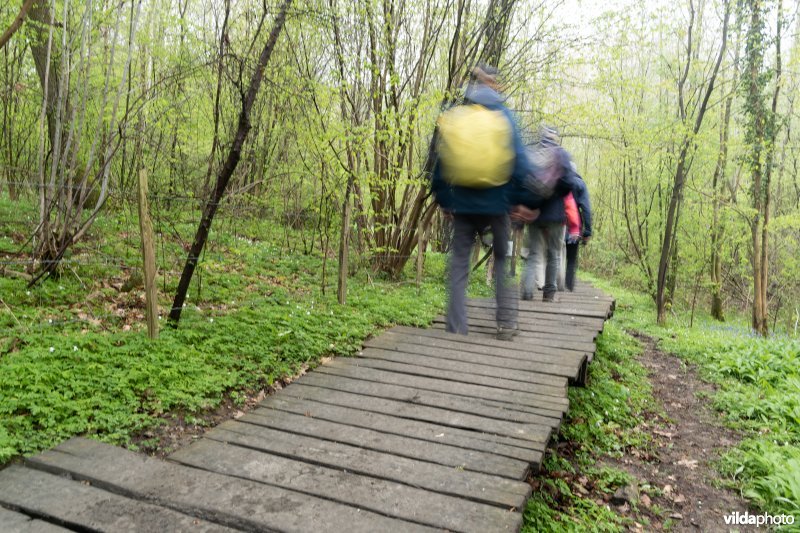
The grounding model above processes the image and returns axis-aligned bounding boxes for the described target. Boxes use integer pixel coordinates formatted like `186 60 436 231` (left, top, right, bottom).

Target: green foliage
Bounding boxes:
0 217 453 464
591 275 800 525
523 309 656 531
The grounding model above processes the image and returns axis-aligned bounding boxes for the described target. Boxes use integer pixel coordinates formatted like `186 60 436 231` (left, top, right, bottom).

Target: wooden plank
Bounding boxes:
171 438 522 533
257 395 545 463
278 383 553 443
372 326 586 377
340 353 568 398
366 333 580 380
237 407 530 479
314 360 569 413
356 345 568 388
26 438 437 533
0 465 236 533
201 422 531 510
295 372 563 425
0 507 71 533
389 326 588 368
430 323 595 353
449 314 600 337
468 298 611 318
466 307 605 330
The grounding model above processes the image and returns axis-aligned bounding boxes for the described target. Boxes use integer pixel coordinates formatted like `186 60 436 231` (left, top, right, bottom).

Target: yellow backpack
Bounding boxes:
436 104 514 189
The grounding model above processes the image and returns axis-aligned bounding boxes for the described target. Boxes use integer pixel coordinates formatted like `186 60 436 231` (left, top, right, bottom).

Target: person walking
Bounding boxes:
562 175 592 291
518 127 590 302
431 65 532 340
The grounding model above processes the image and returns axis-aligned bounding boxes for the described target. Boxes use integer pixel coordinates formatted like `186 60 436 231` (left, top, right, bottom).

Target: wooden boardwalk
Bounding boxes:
0 283 613 533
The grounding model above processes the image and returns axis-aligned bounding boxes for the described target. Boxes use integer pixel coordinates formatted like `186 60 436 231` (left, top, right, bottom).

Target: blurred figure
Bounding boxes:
562 175 592 291
515 127 591 302
431 64 533 340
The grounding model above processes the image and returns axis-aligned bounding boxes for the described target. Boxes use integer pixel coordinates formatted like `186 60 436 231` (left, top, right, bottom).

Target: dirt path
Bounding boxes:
604 332 756 532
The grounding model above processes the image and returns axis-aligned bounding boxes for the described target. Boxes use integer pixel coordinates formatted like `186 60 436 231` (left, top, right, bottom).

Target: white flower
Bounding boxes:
209 318 214 323
49 347 55 352
73 346 78 351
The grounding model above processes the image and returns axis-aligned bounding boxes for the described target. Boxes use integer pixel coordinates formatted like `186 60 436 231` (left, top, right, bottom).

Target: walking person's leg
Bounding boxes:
446 215 477 334
522 224 543 299
565 240 579 291
489 215 517 338
542 222 564 301
557 225 567 291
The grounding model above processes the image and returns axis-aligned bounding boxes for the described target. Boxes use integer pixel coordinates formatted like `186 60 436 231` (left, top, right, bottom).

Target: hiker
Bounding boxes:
562 174 592 291
516 127 591 302
431 64 534 341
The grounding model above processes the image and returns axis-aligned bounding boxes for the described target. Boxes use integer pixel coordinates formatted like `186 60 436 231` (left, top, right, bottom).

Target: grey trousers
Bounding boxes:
523 222 564 298
447 214 517 334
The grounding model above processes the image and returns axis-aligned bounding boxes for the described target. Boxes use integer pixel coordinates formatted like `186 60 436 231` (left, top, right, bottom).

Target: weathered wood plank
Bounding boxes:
26 438 438 533
0 464 237 533
389 326 588 368
171 438 522 533
370 331 584 376
442 314 599 338
365 334 579 381
465 307 605 331
0 507 71 533
237 407 529 479
355 346 568 388
295 372 563 425
429 323 595 353
201 422 531 509
313 361 569 413
278 382 553 443
339 353 568 398
256 395 545 463
468 298 612 318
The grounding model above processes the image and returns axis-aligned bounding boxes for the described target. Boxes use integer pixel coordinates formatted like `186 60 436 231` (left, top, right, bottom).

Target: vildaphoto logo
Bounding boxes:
723 511 795 527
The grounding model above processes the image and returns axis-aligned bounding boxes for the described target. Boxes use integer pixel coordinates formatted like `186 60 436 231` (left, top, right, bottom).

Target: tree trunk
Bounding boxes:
656 0 729 324
169 0 293 324
0 0 36 51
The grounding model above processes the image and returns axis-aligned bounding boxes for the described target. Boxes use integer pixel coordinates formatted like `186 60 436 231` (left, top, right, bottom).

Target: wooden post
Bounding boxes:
138 169 158 339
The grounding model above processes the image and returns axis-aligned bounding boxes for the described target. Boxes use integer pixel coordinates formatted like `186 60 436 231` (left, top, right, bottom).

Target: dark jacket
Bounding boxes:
512 144 593 237
431 85 531 215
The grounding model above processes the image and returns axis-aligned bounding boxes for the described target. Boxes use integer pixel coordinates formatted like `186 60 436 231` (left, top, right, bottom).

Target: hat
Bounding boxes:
539 125 561 145
471 63 499 86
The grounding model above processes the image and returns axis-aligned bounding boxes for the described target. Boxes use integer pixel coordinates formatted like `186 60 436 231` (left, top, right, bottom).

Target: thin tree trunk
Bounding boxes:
656 0 730 324
169 0 293 324
0 0 36 51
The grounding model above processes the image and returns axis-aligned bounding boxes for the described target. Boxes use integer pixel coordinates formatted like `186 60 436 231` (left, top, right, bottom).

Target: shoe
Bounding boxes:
542 293 559 303
521 290 533 301
496 326 519 341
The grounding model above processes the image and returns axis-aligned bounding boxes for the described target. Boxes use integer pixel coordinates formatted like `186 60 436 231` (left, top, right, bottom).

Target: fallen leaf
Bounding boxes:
663 484 673 496
640 494 652 508
673 494 687 504
677 458 699 470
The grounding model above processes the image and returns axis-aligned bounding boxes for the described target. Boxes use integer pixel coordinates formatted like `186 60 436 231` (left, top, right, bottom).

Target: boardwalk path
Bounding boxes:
0 284 613 533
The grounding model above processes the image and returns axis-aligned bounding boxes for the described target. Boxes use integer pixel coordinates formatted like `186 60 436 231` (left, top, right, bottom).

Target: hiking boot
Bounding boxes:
521 290 533 301
542 292 559 303
496 326 519 341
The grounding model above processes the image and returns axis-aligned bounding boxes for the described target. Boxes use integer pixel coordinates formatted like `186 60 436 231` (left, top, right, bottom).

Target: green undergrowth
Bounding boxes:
523 312 659 532
588 275 800 528
3 203 508 463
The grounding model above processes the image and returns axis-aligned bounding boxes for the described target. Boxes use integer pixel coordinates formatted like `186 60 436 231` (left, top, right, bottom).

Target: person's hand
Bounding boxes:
511 205 540 223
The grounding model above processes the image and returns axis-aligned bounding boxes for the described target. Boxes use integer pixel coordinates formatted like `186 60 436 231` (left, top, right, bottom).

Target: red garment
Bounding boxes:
564 192 581 237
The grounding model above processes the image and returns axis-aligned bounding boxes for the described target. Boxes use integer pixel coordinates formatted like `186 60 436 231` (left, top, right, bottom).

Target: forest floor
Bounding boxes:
602 332 756 532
